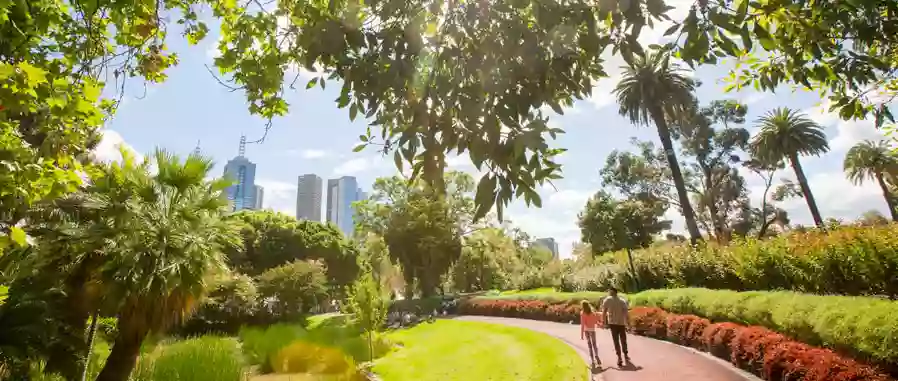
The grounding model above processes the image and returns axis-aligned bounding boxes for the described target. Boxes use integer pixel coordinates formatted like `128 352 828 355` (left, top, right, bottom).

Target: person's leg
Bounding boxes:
585 331 597 363
620 327 630 360
587 331 600 363
609 325 622 359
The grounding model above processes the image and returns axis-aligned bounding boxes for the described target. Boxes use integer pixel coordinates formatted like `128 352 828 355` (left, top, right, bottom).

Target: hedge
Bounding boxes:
463 288 898 374
459 300 895 381
563 225 898 298
628 289 898 370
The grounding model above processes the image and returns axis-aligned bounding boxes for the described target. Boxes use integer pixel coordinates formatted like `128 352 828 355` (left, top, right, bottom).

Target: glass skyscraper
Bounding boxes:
222 139 258 212
326 176 366 235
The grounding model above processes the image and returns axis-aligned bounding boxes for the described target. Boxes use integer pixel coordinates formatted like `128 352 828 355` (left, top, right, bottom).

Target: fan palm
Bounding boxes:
93 149 241 381
844 140 898 221
750 108 829 227
613 50 703 243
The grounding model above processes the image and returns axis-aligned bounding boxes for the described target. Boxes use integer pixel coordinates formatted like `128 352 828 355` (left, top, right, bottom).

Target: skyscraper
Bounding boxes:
296 174 323 221
223 136 258 212
253 185 265 210
533 237 560 259
326 176 365 235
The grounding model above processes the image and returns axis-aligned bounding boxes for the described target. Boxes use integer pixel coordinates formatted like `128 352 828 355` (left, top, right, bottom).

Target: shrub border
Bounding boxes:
459 299 894 381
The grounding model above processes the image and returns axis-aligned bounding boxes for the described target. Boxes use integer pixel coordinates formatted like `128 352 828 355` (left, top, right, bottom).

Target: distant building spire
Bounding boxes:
193 140 201 156
238 135 246 157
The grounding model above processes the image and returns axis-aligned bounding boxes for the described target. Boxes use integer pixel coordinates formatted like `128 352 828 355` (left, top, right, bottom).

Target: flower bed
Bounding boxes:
459 299 895 381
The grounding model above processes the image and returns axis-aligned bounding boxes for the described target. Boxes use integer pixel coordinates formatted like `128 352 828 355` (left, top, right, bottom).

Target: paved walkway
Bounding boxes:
456 316 758 381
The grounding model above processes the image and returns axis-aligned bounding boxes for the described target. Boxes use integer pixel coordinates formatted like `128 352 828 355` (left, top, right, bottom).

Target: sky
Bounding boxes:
94 0 894 258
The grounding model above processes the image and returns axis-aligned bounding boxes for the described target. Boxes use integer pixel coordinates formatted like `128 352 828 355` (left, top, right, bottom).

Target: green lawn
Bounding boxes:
373 320 587 381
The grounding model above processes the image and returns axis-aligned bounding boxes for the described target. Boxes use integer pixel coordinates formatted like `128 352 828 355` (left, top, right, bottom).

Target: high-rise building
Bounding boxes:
533 237 559 259
296 174 323 221
326 176 365 235
223 136 258 212
253 185 265 210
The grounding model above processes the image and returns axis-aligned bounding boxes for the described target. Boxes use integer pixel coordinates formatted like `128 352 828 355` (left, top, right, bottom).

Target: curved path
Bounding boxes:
456 316 760 381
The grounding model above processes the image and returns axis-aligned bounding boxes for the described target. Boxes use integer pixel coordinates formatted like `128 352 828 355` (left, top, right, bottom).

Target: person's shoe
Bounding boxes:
624 355 631 364
617 358 623 367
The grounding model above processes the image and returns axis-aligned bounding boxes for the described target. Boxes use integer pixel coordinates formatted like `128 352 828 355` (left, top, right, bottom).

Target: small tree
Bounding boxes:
344 266 388 362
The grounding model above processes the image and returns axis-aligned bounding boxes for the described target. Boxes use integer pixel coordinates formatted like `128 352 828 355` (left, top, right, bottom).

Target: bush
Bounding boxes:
239 319 393 374
131 336 244 381
271 341 365 380
257 260 329 322
239 324 306 373
628 288 898 370
180 273 260 336
569 225 898 297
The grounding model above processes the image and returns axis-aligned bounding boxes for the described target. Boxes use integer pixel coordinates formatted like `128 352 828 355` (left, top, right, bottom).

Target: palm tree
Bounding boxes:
844 140 898 221
613 50 703 244
94 149 240 381
750 108 829 227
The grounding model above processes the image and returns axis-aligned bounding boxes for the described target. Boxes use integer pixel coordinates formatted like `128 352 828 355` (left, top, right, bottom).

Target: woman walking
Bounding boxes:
580 300 601 367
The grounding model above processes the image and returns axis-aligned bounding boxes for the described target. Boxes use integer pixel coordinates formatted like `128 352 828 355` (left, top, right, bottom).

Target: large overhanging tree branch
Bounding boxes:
667 0 898 133
212 0 677 220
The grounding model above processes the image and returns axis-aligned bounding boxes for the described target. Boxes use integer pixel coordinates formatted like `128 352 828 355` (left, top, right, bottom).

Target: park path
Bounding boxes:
455 316 759 381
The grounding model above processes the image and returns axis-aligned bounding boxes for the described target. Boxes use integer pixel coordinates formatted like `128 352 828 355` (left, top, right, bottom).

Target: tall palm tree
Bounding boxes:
94 149 240 381
613 50 703 244
750 108 829 227
844 140 898 221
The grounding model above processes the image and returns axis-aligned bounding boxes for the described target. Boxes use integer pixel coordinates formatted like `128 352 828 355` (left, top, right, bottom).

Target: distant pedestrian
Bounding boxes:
579 300 601 367
600 287 631 367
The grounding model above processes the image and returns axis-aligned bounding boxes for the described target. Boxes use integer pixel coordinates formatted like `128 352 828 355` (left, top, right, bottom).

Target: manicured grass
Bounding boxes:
498 287 557 295
373 320 587 381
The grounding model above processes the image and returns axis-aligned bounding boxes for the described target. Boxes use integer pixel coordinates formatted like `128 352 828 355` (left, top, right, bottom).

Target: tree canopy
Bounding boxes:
225 210 359 288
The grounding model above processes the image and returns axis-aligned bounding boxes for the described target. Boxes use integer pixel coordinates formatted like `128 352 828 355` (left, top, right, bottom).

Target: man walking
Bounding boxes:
600 287 631 367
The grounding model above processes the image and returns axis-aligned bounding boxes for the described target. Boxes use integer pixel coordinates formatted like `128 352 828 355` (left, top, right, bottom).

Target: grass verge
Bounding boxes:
373 320 587 381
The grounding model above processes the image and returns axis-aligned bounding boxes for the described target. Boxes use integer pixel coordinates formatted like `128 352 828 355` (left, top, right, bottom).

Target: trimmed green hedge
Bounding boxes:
627 289 898 368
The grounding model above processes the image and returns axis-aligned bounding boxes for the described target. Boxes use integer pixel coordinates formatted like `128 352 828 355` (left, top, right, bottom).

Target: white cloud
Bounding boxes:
780 170 889 224
506 187 593 259
299 149 331 159
255 179 297 216
92 130 143 163
802 101 888 152
333 156 386 176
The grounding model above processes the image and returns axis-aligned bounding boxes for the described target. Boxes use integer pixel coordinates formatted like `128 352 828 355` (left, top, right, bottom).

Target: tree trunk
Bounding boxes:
81 311 100 381
626 248 640 292
788 154 824 227
95 325 147 381
876 173 898 221
650 106 703 244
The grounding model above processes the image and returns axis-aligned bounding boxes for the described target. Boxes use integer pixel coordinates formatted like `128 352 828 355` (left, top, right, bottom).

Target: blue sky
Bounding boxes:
94 0 893 258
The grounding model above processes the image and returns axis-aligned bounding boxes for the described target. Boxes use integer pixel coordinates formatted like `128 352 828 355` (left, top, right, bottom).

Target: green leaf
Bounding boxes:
473 174 496 221
306 78 317 89
18 62 47 85
393 151 403 172
9 226 27 247
353 143 366 152
663 24 679 37
350 103 359 121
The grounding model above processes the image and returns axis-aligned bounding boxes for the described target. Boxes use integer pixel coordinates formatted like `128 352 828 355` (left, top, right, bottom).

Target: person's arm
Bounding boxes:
624 300 631 329
580 313 585 339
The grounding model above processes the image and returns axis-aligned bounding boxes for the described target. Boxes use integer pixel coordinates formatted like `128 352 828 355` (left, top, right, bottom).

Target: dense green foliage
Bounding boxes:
344 266 389 361
130 337 244 381
226 210 359 286
628 289 898 368
565 224 898 299
256 260 330 323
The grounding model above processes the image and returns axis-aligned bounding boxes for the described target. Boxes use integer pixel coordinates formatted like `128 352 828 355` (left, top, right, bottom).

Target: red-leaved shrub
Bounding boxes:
459 298 894 381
